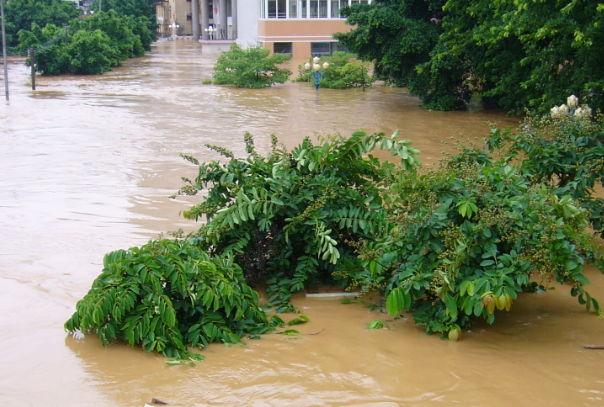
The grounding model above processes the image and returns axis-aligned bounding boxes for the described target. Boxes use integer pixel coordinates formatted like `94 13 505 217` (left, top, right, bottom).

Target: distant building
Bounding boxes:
156 0 372 58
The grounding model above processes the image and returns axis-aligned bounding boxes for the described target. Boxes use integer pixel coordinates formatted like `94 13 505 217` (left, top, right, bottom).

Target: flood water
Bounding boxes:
1 40 603 407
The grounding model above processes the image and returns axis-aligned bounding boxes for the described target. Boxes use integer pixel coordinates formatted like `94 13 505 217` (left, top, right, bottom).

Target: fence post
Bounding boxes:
29 48 35 91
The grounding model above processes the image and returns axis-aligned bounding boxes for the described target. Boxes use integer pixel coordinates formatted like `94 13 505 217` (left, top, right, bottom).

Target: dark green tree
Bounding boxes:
4 0 80 48
19 10 154 75
18 23 70 75
336 0 604 113
88 0 156 21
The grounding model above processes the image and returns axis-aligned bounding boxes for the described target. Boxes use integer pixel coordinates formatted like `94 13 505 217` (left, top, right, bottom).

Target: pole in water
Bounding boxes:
1 0 9 102
29 48 35 91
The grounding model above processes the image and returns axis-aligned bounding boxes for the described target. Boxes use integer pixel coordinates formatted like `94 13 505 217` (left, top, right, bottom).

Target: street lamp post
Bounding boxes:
1 0 8 102
204 25 217 40
305 56 329 91
168 22 180 38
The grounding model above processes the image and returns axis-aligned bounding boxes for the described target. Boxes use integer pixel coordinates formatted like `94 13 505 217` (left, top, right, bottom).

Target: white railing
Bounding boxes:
260 0 372 20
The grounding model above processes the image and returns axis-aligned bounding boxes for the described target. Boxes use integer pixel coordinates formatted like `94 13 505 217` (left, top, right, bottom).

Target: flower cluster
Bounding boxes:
550 94 592 119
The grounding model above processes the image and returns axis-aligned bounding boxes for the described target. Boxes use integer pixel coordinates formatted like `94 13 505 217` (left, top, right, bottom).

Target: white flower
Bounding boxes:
72 330 85 340
567 94 579 109
575 106 592 118
551 106 560 117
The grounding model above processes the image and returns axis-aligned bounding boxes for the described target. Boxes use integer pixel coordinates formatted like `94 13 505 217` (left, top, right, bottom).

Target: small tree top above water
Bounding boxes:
213 44 292 89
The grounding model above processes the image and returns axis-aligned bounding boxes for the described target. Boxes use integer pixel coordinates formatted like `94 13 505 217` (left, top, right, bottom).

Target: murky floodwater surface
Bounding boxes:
1 41 603 407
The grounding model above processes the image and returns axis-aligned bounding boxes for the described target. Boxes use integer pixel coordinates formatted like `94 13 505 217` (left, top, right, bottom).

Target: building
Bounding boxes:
156 0 372 59
251 0 372 60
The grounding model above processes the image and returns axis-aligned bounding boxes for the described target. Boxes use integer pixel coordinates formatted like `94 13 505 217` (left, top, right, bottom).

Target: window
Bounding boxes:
299 0 307 17
319 0 327 17
274 42 293 55
289 0 297 17
268 0 277 18
310 0 318 17
187 14 192 21
331 0 340 17
311 42 331 56
330 42 347 54
278 0 286 17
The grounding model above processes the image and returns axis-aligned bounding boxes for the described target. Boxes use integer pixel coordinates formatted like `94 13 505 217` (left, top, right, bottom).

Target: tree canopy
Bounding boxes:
87 0 156 21
3 0 81 48
19 10 155 75
335 0 604 114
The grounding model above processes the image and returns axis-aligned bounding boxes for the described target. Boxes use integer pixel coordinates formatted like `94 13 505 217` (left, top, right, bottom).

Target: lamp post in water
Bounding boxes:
168 22 180 38
1 0 8 102
305 56 329 91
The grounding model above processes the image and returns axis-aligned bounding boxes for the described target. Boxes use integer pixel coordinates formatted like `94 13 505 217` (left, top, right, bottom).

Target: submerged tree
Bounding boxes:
213 44 292 88
65 103 604 354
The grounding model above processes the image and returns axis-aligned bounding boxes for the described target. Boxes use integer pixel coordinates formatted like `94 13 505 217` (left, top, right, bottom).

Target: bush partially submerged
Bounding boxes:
65 239 270 360
213 44 292 88
66 108 604 352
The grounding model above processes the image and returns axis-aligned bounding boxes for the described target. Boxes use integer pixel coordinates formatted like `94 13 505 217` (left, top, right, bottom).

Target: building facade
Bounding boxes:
255 0 371 59
156 0 371 59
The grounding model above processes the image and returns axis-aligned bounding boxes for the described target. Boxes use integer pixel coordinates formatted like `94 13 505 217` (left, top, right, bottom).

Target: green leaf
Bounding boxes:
444 294 458 319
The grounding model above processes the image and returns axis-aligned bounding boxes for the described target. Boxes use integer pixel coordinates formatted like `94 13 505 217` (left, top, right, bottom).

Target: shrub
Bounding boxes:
213 44 292 88
65 239 270 360
296 52 375 89
173 131 420 311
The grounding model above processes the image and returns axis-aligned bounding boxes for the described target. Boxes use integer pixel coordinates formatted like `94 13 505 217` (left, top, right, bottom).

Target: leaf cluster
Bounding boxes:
65 239 270 359
336 0 604 113
3 0 81 48
19 10 155 75
173 131 420 312
213 44 293 88
295 52 376 89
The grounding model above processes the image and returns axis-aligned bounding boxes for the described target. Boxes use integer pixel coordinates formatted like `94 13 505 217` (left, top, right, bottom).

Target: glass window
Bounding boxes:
339 0 348 11
299 0 308 18
289 0 297 17
278 0 286 17
331 0 340 17
351 0 360 5
311 42 331 56
310 0 318 17
319 0 327 17
330 42 347 54
268 0 277 18
274 42 293 54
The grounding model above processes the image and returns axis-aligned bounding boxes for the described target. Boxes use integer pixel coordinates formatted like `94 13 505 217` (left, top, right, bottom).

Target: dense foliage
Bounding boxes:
213 45 292 88
3 0 80 48
87 0 156 21
19 10 154 75
335 0 604 114
173 131 419 311
296 53 375 89
65 239 270 360
66 105 604 354
487 99 604 237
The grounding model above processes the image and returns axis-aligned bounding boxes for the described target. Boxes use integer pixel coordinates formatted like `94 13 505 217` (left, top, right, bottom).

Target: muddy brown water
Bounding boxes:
1 41 603 407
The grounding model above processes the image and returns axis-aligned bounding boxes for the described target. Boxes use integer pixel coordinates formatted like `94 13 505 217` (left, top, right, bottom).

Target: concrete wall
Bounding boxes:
236 1 260 47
